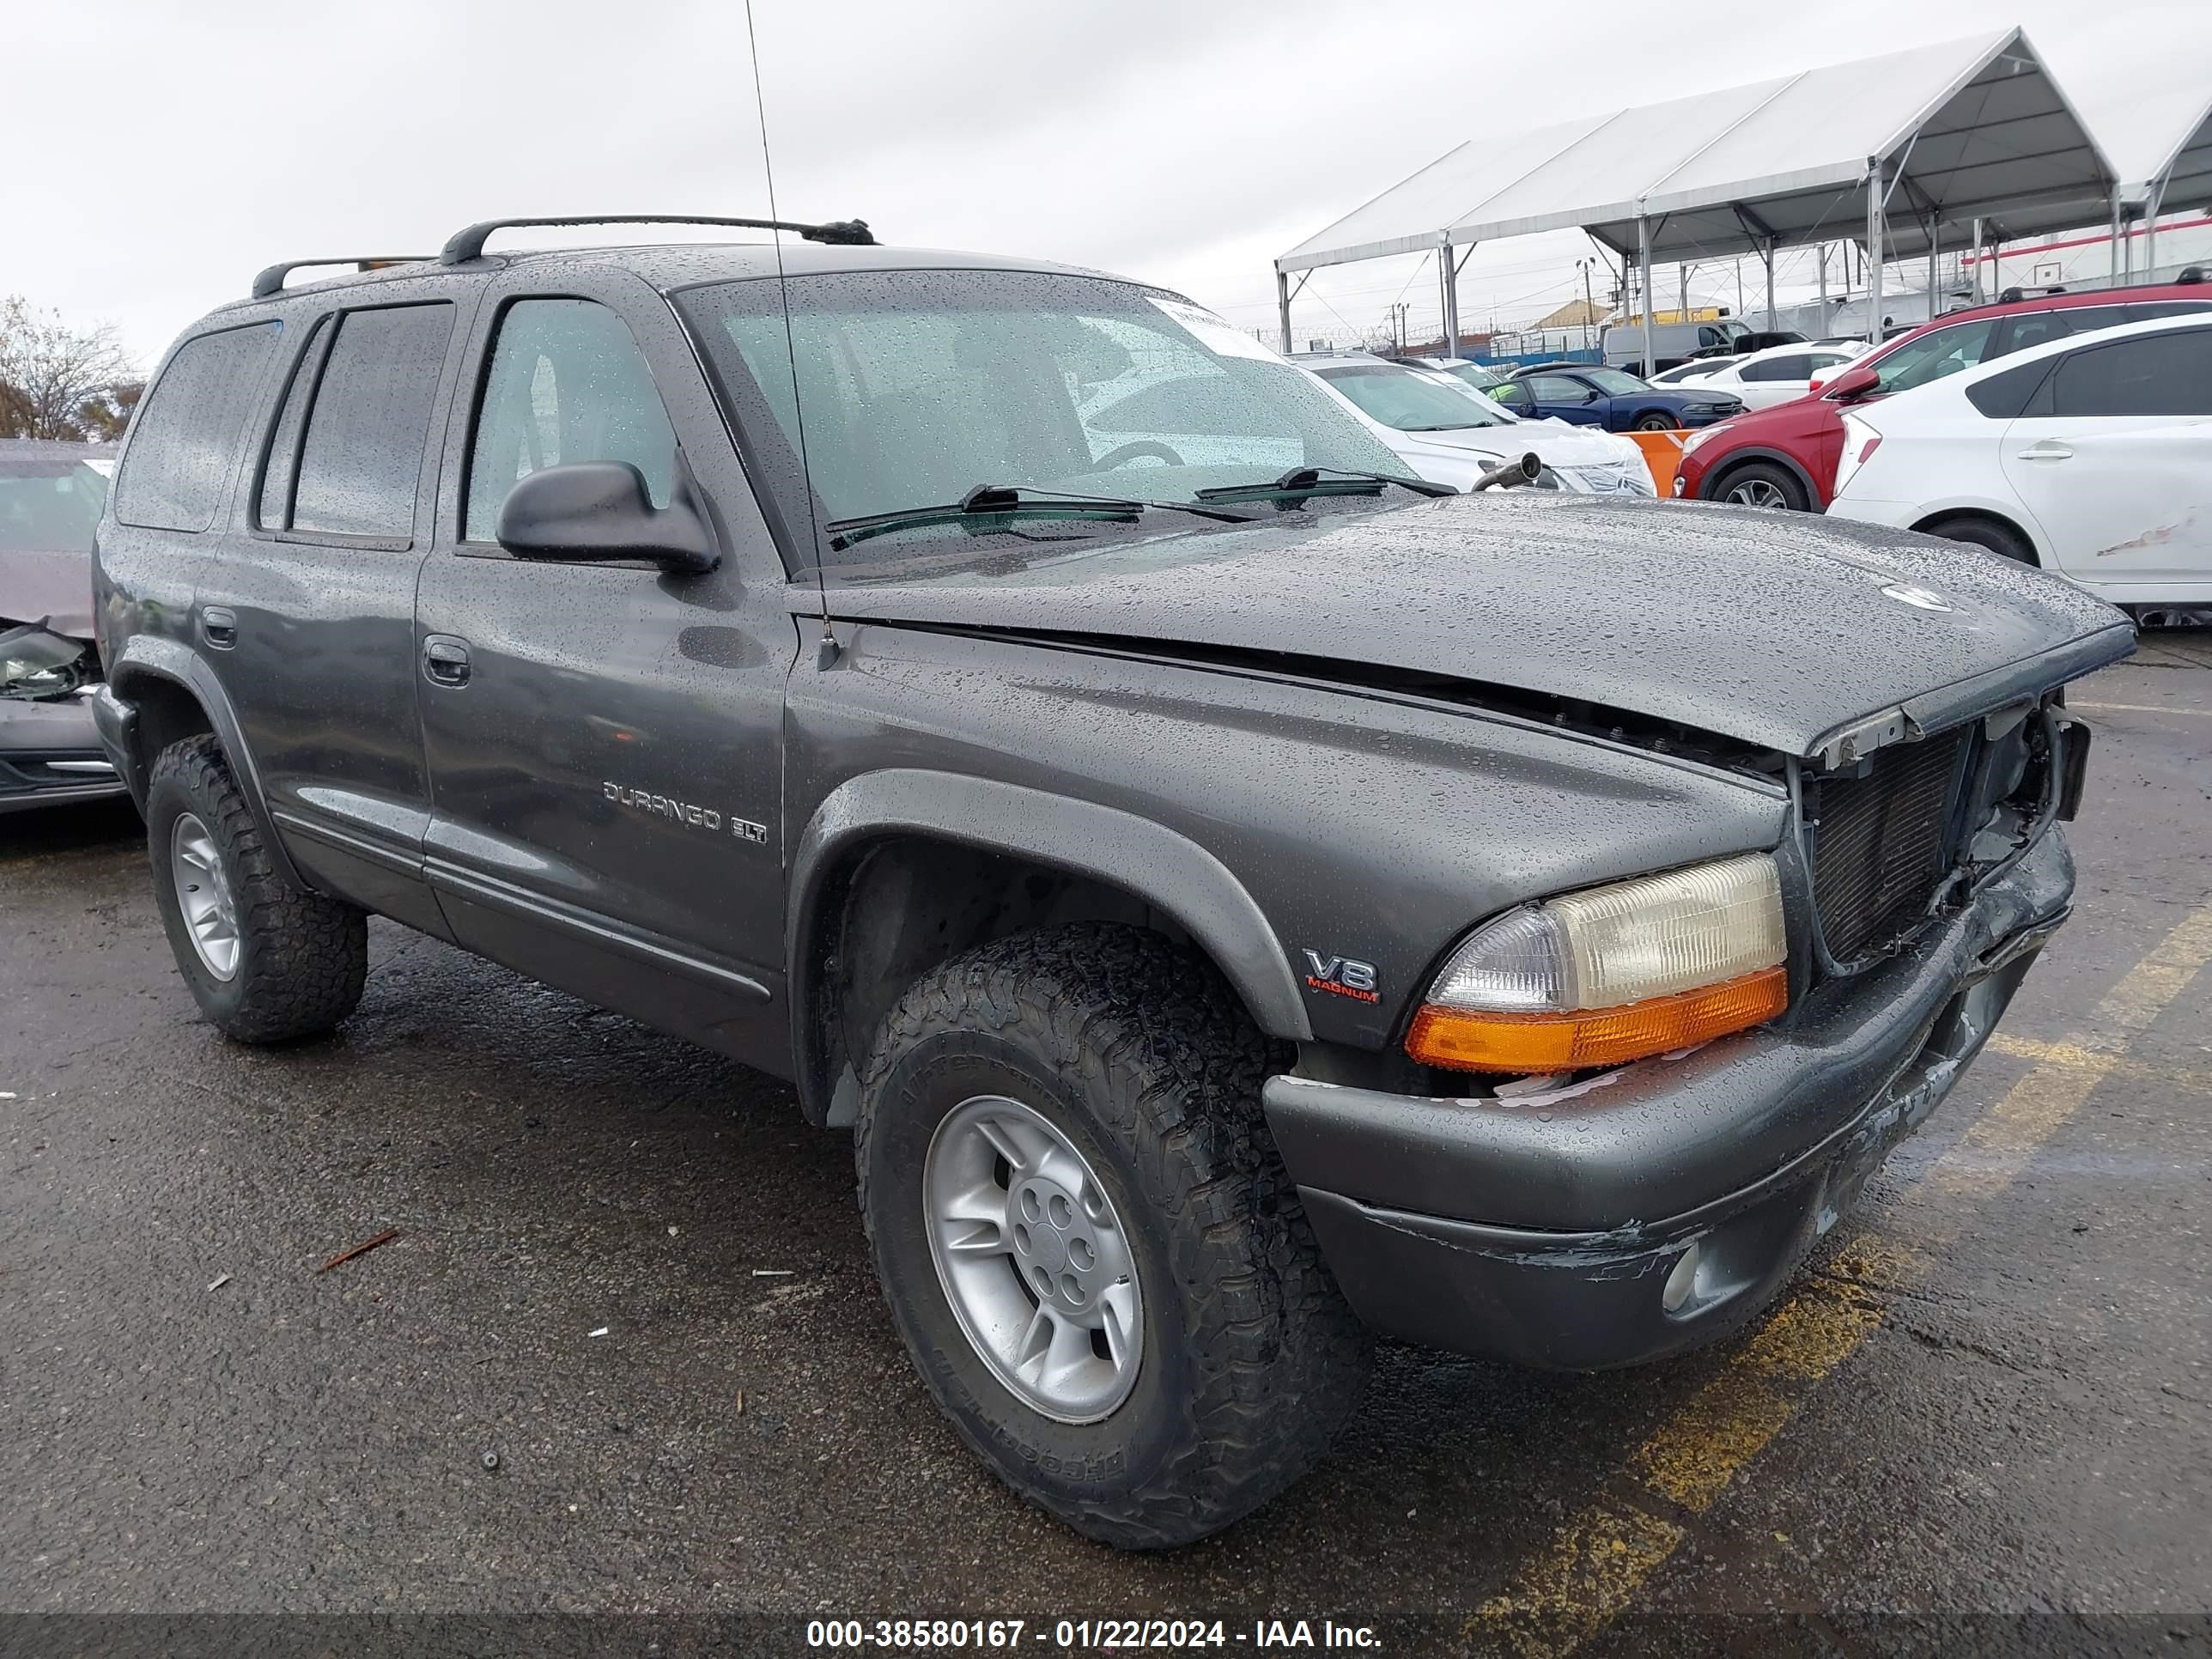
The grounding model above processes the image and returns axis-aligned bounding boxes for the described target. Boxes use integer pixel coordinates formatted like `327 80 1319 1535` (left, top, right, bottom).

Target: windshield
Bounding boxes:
1579 367 1652 397
1311 364 1513 431
675 270 1414 570
0 462 109 554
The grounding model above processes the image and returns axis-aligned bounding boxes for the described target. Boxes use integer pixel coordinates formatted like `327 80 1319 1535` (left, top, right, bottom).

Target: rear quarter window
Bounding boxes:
112 322 280 532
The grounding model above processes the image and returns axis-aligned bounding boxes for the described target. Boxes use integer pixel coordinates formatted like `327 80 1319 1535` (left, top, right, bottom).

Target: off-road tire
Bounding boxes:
856 923 1370 1549
146 735 367 1042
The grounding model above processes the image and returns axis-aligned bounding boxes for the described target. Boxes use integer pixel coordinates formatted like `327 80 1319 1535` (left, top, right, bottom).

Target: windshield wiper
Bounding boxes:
1194 465 1455 504
825 483 1255 550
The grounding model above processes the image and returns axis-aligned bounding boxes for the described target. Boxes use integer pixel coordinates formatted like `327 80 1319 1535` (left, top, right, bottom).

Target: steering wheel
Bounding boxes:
1091 440 1184 470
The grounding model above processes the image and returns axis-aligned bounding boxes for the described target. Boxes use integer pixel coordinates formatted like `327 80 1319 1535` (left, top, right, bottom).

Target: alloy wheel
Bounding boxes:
1727 477 1790 509
922 1093 1144 1423
169 811 240 981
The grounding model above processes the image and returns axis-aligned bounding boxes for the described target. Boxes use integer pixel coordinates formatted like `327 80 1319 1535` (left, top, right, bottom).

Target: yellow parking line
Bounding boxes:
1468 903 2212 1658
2069 701 2212 718
1985 1034 2212 1097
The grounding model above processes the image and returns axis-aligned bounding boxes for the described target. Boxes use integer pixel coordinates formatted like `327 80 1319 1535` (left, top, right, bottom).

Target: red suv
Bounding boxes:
1674 281 2212 513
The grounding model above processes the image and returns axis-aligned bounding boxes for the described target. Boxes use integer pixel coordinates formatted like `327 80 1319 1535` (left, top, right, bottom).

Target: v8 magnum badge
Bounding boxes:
1302 950 1379 1003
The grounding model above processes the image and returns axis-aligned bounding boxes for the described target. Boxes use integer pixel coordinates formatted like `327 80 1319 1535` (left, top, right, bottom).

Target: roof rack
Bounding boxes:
438 214 876 266
251 257 433 300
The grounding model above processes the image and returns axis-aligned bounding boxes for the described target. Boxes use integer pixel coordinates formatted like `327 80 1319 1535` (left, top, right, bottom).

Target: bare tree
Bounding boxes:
0 296 139 442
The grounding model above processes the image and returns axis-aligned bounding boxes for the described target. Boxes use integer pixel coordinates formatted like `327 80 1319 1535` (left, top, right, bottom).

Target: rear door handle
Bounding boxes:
2016 440 2074 461
422 635 471 688
200 606 237 649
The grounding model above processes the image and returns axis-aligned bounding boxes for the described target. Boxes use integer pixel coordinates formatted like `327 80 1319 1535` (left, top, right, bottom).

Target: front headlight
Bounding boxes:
1407 854 1788 1073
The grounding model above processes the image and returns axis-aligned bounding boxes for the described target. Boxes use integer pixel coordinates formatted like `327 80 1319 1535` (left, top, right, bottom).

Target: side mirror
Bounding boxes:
495 461 719 575
1822 363 1881 403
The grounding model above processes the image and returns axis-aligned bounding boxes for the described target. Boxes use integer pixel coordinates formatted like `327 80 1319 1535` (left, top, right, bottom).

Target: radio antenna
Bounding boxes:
743 0 837 668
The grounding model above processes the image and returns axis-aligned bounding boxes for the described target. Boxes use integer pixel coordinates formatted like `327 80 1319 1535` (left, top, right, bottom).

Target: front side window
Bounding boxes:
291 304 454 538
1577 368 1648 397
675 270 1407 571
1872 319 1996 395
1312 366 1510 431
1526 374 1593 403
2045 330 2212 417
465 299 679 543
112 322 279 532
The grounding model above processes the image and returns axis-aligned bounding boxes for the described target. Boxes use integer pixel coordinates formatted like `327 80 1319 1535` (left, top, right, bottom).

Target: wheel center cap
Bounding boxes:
1030 1226 1069 1274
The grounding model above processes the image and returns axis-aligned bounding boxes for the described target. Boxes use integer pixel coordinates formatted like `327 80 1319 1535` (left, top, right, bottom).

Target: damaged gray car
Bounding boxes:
3 441 127 814
89 225 2132 1548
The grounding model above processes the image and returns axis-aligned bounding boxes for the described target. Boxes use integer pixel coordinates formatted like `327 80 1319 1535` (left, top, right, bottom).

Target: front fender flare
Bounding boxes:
107 634 307 891
787 770 1314 1118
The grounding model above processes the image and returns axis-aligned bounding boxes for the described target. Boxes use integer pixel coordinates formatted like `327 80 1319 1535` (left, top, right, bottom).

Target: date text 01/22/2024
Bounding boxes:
803 1619 1383 1650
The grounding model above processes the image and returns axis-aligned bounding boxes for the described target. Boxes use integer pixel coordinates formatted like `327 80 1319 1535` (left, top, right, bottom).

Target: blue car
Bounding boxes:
1489 364 1743 431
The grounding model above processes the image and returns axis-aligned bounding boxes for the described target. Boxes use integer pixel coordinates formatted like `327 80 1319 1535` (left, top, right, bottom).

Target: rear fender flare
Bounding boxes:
787 770 1313 1119
106 634 307 890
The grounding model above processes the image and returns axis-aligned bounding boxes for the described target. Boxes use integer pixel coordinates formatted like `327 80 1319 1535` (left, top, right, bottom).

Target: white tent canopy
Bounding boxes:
2124 94 2212 275
1274 29 2119 359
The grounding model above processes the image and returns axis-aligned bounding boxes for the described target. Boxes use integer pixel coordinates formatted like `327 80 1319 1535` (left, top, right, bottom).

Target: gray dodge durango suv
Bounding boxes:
89 216 2132 1548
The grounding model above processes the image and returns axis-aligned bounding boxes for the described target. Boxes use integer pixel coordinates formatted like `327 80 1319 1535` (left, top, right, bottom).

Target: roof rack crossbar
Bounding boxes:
439 215 875 266
250 258 434 300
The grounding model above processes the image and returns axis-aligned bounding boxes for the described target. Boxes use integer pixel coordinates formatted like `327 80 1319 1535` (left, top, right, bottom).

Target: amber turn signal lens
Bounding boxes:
1405 965 1789 1074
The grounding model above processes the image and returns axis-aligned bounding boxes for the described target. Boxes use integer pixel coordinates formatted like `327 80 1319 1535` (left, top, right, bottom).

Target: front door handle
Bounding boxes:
422 635 471 688
2016 440 2074 461
200 606 237 649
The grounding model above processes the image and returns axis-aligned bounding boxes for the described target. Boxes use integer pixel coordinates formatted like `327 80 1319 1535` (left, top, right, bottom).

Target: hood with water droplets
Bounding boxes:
811 495 2134 757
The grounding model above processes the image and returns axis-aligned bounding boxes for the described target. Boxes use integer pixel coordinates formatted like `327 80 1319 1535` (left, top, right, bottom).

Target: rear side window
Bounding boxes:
1966 359 2053 419
112 323 279 532
290 304 454 538
1739 354 1811 382
1995 308 2103 357
2045 330 2212 417
2121 301 2212 324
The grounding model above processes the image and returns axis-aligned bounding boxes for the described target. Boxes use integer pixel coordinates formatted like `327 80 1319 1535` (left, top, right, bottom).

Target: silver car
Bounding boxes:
1291 353 1656 495
2 441 128 814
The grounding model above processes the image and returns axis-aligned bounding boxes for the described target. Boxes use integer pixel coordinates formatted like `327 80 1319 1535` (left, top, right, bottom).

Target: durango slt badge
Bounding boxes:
602 781 769 844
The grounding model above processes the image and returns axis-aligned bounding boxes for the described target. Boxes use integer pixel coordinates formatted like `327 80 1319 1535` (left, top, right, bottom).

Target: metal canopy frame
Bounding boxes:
1273 29 2121 362
2123 94 2212 277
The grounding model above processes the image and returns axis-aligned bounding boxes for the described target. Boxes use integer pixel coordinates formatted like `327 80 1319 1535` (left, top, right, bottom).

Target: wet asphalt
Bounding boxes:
2 631 2207 1657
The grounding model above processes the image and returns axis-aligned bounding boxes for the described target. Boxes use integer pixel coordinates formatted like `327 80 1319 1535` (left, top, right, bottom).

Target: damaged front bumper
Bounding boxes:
1261 823 2074 1371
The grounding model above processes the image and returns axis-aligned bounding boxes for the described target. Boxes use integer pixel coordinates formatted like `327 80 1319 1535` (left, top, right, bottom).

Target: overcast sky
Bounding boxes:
7 0 2209 368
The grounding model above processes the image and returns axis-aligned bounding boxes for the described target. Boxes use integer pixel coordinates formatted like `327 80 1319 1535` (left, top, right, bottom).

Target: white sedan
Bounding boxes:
1291 355 1656 495
1681 342 1865 410
1826 313 2212 609
1648 360 1729 386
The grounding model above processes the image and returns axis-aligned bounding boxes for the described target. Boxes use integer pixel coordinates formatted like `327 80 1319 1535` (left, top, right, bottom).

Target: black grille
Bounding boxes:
1809 730 1969 962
